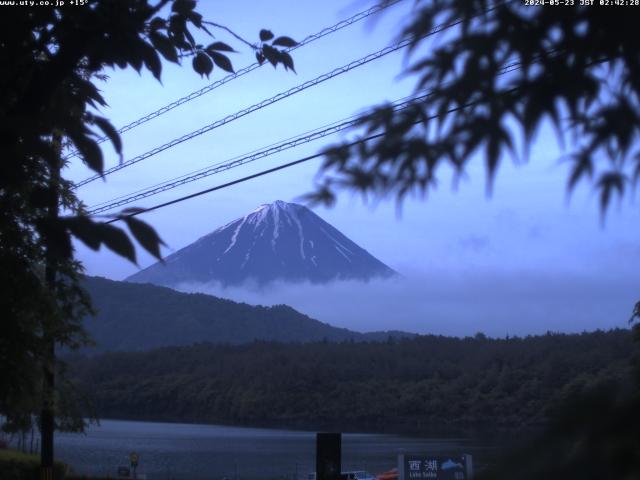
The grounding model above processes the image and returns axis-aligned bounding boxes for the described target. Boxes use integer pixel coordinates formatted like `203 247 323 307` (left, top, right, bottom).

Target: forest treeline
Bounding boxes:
66 329 635 434
81 276 414 352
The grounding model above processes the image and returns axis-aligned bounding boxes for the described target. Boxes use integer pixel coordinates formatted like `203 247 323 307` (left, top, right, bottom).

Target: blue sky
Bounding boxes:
68 0 638 336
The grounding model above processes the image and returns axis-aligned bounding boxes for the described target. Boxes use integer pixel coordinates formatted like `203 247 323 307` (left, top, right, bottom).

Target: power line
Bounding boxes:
74 17 467 189
102 90 518 225
103 134 384 225
63 0 406 161
89 58 526 215
88 120 355 208
96 2 532 224
88 92 432 214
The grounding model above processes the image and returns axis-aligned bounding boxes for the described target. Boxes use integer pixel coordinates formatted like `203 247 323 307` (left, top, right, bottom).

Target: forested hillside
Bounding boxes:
66 329 634 433
82 276 412 351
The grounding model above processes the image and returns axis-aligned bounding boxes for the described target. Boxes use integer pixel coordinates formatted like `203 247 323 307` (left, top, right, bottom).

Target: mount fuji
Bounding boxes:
126 200 396 287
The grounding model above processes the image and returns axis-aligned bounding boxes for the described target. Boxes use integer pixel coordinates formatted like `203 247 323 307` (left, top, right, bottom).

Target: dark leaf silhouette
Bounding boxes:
209 51 234 73
64 217 139 264
206 41 235 52
596 171 626 219
310 2 640 218
172 0 196 15
259 29 274 42
262 44 280 67
280 51 295 72
92 116 122 155
141 42 162 80
187 11 203 29
96 223 137 264
567 152 594 193
150 32 179 63
192 51 213 77
272 36 298 48
64 216 102 251
123 216 166 261
67 130 103 174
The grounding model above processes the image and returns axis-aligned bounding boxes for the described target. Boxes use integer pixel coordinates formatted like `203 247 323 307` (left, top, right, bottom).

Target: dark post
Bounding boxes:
316 433 341 480
40 133 61 480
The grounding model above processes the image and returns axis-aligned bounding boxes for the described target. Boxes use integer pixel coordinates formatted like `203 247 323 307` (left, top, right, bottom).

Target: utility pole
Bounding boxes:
40 132 61 480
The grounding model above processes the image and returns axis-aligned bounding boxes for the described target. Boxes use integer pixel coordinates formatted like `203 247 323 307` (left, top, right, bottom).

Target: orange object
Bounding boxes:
376 468 399 480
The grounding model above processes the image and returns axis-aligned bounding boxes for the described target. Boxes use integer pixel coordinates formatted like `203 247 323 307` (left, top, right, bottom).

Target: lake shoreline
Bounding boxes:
88 413 541 444
54 418 507 480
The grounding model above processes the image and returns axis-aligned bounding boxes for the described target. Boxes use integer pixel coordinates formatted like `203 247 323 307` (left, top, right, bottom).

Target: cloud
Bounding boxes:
175 266 636 338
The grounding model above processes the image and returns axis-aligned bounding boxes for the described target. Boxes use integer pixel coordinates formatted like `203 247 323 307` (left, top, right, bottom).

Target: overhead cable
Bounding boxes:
63 0 406 160
102 88 522 225
89 59 525 214
75 15 469 188
88 93 433 214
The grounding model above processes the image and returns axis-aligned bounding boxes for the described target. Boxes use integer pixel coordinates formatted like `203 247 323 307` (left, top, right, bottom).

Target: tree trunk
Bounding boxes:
40 134 60 480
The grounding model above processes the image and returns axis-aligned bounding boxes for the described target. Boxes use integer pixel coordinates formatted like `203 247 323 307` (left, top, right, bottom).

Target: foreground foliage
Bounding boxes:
0 450 66 480
313 1 640 217
0 0 296 450
479 323 640 480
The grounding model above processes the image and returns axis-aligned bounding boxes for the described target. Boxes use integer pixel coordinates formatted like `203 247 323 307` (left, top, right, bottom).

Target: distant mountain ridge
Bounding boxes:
126 200 396 287
82 276 413 352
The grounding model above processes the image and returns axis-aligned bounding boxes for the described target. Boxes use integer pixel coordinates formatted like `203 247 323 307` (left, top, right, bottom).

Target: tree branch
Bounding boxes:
202 21 256 50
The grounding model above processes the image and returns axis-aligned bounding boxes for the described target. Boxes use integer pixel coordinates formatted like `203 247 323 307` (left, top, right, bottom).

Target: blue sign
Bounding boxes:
399 454 472 480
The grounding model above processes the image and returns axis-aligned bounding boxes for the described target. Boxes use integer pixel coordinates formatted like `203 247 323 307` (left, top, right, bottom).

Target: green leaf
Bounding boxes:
141 42 162 80
150 32 178 63
192 51 213 77
209 51 234 73
259 29 274 42
183 25 196 47
280 51 295 72
485 135 501 194
76 77 107 107
169 14 191 50
97 224 137 264
171 0 196 15
567 152 593 193
596 172 626 219
261 44 280 67
92 116 122 155
65 216 102 250
128 47 144 72
187 11 202 28
70 134 103 174
206 41 235 52
123 216 166 260
272 36 298 48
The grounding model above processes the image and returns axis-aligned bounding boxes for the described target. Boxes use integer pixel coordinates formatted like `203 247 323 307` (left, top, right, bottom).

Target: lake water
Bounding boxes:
55 419 495 480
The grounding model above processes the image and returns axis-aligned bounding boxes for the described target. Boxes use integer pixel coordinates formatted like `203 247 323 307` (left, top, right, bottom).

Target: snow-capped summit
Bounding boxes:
126 200 396 287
